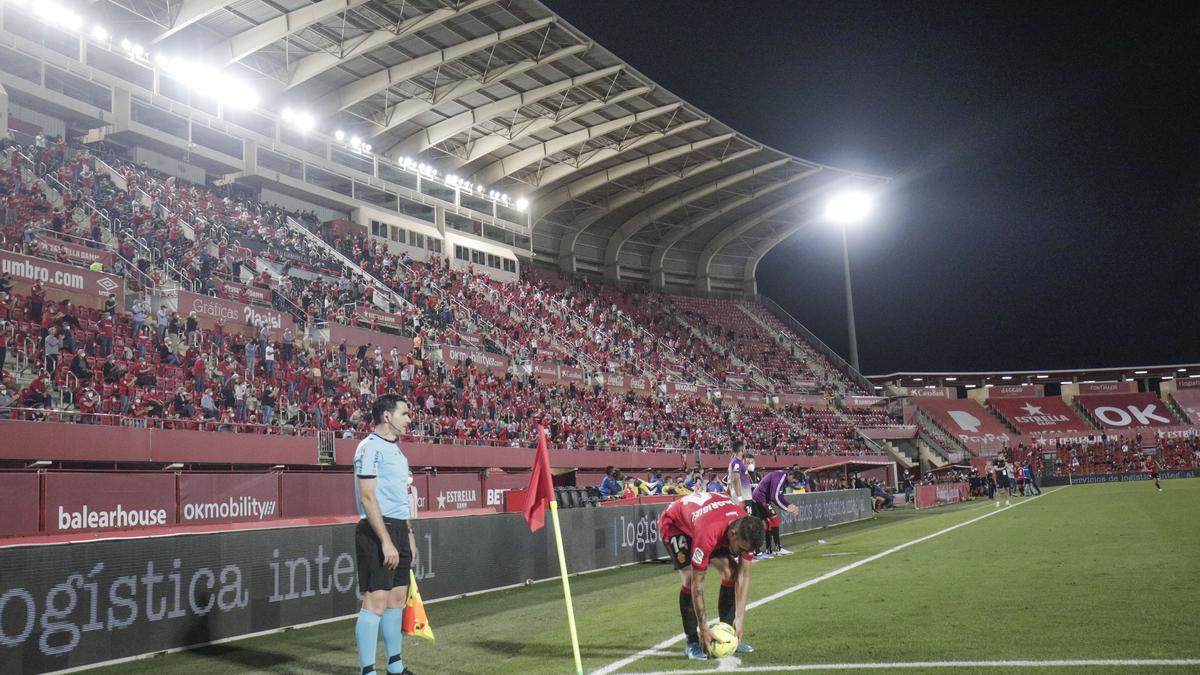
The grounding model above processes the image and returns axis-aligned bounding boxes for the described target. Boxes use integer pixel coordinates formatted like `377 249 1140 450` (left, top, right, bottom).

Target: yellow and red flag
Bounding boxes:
402 570 434 641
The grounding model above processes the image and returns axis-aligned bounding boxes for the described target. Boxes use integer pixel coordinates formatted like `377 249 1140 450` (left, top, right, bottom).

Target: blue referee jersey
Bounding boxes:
353 433 411 520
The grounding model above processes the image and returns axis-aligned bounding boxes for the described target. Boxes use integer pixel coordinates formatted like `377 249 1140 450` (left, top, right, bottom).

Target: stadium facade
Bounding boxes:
0 0 885 296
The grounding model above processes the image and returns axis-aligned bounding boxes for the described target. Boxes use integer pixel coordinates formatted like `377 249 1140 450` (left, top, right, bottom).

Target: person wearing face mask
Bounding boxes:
353 394 417 675
726 440 753 506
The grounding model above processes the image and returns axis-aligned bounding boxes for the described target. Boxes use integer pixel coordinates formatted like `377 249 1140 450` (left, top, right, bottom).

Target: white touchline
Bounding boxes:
591 489 1063 675
621 658 1200 674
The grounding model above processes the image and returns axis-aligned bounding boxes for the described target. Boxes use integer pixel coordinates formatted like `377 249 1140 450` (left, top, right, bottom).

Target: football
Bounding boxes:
708 622 738 657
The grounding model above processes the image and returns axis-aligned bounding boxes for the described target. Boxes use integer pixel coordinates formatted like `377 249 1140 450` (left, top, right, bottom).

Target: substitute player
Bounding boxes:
659 491 765 659
354 395 417 675
750 468 804 557
1144 455 1163 491
993 453 1013 506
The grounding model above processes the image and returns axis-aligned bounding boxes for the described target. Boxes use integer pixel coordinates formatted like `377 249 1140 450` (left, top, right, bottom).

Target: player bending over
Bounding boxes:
1144 456 1163 491
750 468 804 557
659 491 766 660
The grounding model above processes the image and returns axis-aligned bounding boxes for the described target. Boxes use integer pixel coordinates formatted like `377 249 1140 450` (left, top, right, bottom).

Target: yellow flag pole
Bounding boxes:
549 500 584 675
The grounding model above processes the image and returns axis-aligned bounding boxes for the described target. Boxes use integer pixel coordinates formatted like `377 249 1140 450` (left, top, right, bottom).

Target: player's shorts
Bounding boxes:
1149 472 1159 480
356 517 413 593
996 475 1010 489
748 500 775 522
662 530 694 570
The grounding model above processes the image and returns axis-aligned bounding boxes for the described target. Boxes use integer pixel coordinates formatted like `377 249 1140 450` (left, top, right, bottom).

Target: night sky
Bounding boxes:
544 0 1200 374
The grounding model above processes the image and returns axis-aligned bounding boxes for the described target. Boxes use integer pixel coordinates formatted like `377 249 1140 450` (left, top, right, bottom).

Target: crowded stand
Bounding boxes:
0 141 888 457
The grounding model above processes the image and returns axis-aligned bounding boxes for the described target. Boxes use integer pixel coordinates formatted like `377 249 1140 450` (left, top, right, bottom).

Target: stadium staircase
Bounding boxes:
1165 392 1192 426
658 301 775 392
983 400 1021 435
915 408 972 460
1068 398 1103 430
737 302 851 395
749 296 873 394
868 436 915 470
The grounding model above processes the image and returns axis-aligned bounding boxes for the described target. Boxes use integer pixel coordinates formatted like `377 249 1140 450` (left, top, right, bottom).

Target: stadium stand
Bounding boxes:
1168 388 1200 425
914 398 1014 447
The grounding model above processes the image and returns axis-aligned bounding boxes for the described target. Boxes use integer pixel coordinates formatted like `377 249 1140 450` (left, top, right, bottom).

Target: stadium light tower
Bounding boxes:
824 191 875 372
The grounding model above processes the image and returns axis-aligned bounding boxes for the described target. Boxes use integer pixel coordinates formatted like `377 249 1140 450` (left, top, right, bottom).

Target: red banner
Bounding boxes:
219 280 271 305
1077 393 1179 429
176 289 293 333
0 248 124 305
355 306 407 329
914 482 970 509
916 399 1014 449
858 426 918 439
989 397 1089 434
35 235 114 266
1076 382 1137 395
627 376 651 392
903 386 957 399
0 472 41 536
559 366 585 383
179 473 280 524
426 473 484 512
1175 378 1200 389
44 472 176 532
844 395 887 407
720 389 764 407
441 346 509 376
986 384 1045 398
1171 390 1200 425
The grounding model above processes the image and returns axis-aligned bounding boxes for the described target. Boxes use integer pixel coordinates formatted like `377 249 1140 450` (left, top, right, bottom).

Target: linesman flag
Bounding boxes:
402 570 434 641
522 424 555 532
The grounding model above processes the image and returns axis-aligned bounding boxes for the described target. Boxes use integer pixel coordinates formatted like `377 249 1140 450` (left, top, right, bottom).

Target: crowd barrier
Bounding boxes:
1042 469 1199 486
913 482 971 509
0 489 873 673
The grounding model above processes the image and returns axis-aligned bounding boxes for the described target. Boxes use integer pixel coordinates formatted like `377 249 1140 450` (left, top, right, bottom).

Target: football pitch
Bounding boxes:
92 479 1200 674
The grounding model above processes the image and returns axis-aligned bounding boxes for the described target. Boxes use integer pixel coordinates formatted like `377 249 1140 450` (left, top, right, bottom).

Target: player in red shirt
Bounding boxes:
658 491 765 660
1144 456 1163 491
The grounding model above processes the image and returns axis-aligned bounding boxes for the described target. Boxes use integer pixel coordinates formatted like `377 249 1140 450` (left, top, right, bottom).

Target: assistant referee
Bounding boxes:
354 394 417 675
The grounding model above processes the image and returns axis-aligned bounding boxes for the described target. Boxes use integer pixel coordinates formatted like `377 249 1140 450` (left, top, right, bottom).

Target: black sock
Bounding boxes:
771 528 781 551
679 586 698 643
718 582 735 625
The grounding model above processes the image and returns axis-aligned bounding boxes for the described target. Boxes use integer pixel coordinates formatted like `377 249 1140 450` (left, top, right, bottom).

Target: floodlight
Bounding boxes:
334 129 345 141
824 191 874 224
61 12 83 31
295 113 314 132
281 107 296 123
350 136 362 150
120 38 133 51
515 197 529 212
91 25 108 42
362 144 372 153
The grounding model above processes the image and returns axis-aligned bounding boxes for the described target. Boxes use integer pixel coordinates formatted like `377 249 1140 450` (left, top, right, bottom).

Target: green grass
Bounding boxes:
93 480 1200 674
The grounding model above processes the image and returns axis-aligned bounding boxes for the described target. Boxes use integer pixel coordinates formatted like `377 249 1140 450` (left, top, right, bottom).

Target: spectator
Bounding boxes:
69 351 93 385
0 383 13 419
44 327 61 373
599 465 622 498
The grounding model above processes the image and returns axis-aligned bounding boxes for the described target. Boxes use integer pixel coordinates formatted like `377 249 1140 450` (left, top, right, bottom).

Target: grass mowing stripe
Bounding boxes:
592 488 1062 675
623 658 1200 674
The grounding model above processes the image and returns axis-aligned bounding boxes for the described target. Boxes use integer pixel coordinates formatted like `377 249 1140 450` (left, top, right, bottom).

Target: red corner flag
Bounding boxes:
523 425 555 532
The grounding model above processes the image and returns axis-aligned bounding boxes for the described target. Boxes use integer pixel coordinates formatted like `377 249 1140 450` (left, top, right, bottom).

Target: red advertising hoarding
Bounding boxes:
1076 382 1137 395
914 482 971 509
441 346 509 376
1077 393 1179 429
1176 378 1200 390
903 386 957 399
355 306 407 329
986 384 1045 398
219 280 272 305
844 395 888 407
175 289 293 334
559 366 586 384
721 389 764 408
777 393 829 408
0 472 41 536
279 473 357 518
179 473 280 525
426 473 484 512
34 235 114 266
533 362 561 381
44 472 176 532
325 322 414 354
483 471 531 509
989 397 1089 434
0 248 124 305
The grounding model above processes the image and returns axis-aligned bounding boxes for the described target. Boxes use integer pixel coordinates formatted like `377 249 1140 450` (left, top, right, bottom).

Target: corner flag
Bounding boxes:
522 424 555 532
402 570 433 641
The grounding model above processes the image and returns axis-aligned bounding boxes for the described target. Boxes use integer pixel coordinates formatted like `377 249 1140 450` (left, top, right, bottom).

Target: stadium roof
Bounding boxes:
98 0 888 294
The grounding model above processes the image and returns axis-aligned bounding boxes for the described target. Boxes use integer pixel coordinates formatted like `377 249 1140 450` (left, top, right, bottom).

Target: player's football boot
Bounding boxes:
685 641 707 660
736 641 755 654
